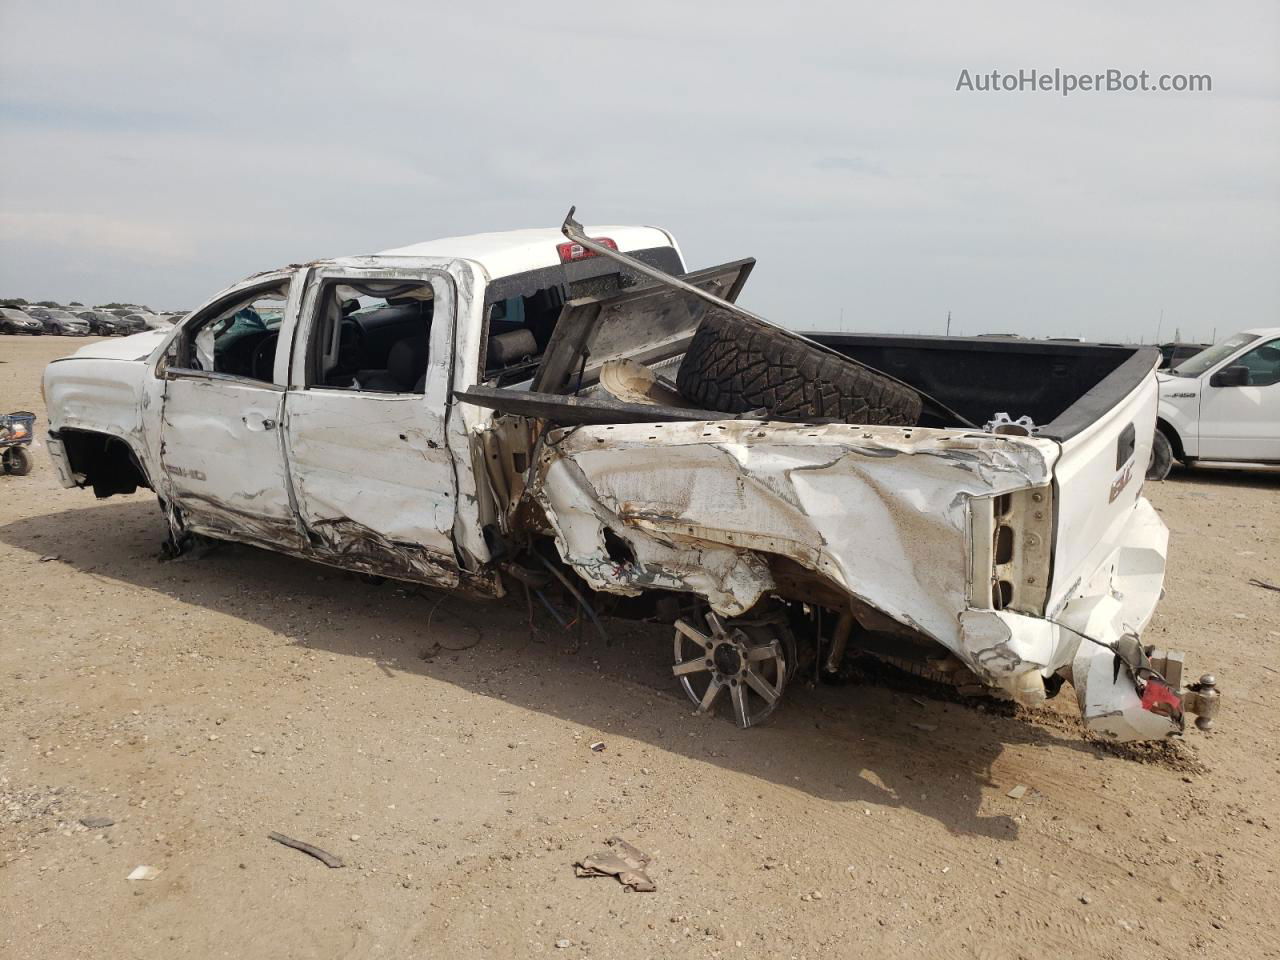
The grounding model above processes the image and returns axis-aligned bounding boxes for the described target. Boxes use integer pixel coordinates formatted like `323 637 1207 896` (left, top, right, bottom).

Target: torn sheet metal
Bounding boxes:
962 496 1176 736
533 419 1058 638
537 452 774 615
574 837 656 892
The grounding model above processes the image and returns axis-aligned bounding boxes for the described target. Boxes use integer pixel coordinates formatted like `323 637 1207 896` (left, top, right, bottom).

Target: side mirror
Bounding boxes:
1209 365 1249 388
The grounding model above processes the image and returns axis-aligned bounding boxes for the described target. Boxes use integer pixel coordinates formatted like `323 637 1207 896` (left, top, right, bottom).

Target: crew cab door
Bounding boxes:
283 265 461 587
1198 336 1280 461
156 271 306 549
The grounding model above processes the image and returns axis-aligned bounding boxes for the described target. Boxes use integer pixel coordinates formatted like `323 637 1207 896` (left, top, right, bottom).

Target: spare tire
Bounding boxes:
676 309 923 426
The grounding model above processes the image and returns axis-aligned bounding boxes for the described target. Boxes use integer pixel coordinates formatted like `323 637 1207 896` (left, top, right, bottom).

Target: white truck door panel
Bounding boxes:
1199 337 1280 461
157 271 305 549
284 267 460 587
159 376 302 547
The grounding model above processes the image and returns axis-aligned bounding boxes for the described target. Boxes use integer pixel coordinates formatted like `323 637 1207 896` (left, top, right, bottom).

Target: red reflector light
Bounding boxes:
1140 676 1184 720
557 237 617 263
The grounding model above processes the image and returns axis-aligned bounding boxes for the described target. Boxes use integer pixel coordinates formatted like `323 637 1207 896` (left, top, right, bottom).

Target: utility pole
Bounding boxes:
946 310 951 337
1155 308 1163 344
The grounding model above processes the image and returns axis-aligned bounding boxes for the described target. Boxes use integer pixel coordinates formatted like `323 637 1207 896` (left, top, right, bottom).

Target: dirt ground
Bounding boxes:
2 334 1278 960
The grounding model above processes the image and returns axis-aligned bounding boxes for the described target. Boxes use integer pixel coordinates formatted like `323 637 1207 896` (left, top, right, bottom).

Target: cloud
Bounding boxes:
814 156 889 176
0 0 1277 338
0 211 195 263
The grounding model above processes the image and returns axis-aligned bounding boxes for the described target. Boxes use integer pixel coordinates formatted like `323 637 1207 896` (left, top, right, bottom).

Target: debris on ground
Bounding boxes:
574 836 655 892
1006 784 1028 800
910 722 938 732
127 865 160 881
80 816 114 829
1249 578 1280 593
267 832 345 868
589 741 606 752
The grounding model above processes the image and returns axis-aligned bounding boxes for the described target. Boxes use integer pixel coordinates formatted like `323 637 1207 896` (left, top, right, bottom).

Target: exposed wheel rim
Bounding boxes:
673 610 788 728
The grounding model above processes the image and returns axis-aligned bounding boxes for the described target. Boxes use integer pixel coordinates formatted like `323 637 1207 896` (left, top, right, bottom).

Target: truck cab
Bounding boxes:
1150 327 1280 477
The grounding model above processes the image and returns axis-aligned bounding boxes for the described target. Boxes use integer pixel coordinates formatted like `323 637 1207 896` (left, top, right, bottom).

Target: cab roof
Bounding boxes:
375 225 675 280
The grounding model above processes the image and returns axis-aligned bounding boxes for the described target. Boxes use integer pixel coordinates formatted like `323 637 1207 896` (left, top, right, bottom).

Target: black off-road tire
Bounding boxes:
1146 429 1173 481
677 309 923 426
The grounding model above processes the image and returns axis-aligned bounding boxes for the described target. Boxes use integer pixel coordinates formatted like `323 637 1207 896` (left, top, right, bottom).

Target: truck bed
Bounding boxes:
804 333 1160 439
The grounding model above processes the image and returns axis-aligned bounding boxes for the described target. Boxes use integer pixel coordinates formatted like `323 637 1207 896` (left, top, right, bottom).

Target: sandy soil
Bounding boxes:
2 333 1278 959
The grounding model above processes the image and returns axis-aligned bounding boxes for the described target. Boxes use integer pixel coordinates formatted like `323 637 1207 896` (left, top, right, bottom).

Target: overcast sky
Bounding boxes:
1 1 1276 342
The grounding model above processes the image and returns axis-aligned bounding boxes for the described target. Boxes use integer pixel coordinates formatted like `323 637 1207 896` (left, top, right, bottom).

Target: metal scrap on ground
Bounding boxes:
574 836 655 892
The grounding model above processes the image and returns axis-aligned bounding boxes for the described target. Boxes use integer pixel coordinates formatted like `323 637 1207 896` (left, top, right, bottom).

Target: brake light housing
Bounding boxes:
557 237 617 263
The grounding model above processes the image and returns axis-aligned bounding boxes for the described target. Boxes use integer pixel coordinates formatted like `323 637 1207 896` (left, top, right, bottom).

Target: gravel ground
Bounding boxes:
2 334 1279 959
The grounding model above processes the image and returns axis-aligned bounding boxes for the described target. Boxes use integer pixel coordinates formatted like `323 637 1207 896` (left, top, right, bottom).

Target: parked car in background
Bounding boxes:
76 310 131 336
1157 341 1211 370
1148 327 1280 479
0 307 45 334
103 312 148 333
133 313 174 330
27 307 90 336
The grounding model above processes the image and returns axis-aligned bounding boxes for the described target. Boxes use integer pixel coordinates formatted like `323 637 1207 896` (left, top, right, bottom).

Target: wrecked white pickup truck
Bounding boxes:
43 210 1220 740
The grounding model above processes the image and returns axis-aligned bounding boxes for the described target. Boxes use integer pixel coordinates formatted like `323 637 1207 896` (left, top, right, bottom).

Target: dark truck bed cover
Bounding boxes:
804 333 1160 440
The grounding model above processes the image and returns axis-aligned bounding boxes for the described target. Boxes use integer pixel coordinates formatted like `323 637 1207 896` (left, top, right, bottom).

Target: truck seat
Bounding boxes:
356 336 430 393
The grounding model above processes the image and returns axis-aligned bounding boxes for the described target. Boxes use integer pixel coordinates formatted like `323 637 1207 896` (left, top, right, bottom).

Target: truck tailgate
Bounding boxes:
1047 370 1159 616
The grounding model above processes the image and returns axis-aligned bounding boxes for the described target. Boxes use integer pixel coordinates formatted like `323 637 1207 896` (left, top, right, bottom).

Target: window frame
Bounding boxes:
158 272 298 389
1229 337 1280 388
289 265 454 400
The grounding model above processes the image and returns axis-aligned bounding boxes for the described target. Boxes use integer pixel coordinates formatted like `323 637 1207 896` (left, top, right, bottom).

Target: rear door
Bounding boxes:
1198 336 1280 461
283 265 461 587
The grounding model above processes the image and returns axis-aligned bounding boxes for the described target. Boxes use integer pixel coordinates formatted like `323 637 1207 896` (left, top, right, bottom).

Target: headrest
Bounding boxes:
387 336 430 390
487 328 538 367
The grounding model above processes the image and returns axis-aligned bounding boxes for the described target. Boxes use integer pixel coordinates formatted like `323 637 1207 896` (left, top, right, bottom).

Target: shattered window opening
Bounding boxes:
168 280 290 384
477 246 686 388
304 279 435 395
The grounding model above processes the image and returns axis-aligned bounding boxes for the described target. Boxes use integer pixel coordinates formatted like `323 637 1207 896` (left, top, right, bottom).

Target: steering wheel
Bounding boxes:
250 332 280 382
